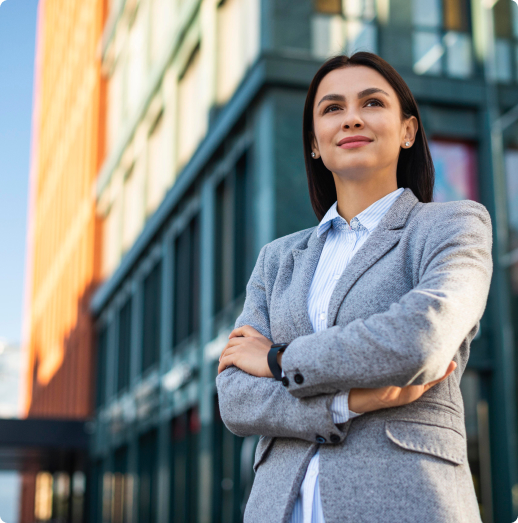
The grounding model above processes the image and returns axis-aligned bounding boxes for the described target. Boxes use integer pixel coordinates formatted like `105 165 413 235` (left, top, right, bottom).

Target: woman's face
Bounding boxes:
311 65 417 181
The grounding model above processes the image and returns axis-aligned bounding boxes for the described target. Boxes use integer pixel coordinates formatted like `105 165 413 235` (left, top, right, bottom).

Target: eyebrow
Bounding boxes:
317 88 390 107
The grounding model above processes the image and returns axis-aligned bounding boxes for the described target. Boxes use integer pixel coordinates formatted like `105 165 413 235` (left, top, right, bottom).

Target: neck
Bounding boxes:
332 172 398 223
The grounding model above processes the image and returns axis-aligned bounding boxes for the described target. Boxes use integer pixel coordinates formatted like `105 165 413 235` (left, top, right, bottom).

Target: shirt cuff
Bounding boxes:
281 368 285 378
330 390 364 424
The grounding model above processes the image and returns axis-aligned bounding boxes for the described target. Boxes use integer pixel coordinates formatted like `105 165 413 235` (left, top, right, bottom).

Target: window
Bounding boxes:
103 196 123 278
505 149 518 293
492 0 518 82
311 0 377 60
126 7 147 117
177 45 206 169
170 407 200 522
122 160 146 254
216 0 260 104
117 298 132 393
213 151 252 320
96 326 108 409
173 216 201 349
412 0 473 78
429 139 478 202
142 261 162 373
138 430 158 523
149 0 175 66
213 395 250 522
113 446 130 523
146 111 167 216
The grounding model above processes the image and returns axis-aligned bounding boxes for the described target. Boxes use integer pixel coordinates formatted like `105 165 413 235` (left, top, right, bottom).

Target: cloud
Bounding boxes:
0 0 7 6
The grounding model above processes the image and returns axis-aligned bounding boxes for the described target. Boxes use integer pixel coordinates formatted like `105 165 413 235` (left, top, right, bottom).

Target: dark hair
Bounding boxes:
303 52 435 221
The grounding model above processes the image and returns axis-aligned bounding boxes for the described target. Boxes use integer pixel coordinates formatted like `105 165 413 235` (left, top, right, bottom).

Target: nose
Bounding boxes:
341 107 364 130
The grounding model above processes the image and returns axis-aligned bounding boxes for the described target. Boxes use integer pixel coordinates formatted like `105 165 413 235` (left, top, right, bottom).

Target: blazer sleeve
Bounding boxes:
215 244 350 443
280 201 494 399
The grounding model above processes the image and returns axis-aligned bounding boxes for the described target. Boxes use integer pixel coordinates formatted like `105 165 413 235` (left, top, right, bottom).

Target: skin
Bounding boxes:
218 65 457 413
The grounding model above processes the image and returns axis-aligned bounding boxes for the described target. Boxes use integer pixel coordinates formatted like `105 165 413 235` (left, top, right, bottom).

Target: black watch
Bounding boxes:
268 343 289 381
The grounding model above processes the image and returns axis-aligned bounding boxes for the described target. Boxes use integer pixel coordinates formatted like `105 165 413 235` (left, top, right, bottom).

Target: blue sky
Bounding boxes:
0 0 38 343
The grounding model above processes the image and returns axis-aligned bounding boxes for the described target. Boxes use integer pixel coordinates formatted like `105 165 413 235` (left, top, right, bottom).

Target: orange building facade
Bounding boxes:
20 0 107 520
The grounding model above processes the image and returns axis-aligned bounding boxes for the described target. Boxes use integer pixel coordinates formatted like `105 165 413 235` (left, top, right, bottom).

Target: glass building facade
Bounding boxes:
89 0 518 521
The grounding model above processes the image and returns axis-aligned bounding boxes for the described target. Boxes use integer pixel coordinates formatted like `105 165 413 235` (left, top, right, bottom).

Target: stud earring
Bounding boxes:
405 142 410 147
311 152 316 158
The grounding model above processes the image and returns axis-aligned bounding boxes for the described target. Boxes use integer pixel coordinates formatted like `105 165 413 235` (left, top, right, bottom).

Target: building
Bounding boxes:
18 0 107 520
88 0 518 522
17 0 518 521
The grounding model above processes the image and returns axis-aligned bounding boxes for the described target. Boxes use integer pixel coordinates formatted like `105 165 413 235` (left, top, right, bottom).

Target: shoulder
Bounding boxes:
261 226 316 258
408 199 492 240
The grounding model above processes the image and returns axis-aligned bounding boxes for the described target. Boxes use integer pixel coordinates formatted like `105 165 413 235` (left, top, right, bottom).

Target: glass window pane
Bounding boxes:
505 149 518 252
311 14 346 59
413 0 441 27
444 31 473 78
314 0 342 14
345 20 377 54
147 111 167 216
513 2 518 39
412 31 443 75
430 140 478 202
494 0 513 39
117 298 132 393
442 0 469 32
178 45 205 168
142 262 162 372
495 38 512 82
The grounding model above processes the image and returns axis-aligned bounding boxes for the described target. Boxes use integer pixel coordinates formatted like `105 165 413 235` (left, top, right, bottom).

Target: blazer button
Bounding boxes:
281 376 289 387
316 435 326 444
330 434 340 443
294 373 304 384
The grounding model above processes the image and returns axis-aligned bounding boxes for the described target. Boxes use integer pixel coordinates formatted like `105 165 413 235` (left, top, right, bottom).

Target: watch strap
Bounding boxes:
268 343 289 381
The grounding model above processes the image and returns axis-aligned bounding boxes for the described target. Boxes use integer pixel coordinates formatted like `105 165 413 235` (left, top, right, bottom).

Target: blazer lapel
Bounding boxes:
289 227 329 337
327 187 419 328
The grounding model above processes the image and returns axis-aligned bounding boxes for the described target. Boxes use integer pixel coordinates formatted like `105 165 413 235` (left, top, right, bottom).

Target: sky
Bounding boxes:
0 0 38 344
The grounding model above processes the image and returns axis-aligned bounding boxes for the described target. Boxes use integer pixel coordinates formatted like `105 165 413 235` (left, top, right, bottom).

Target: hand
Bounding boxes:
218 325 274 377
348 361 458 413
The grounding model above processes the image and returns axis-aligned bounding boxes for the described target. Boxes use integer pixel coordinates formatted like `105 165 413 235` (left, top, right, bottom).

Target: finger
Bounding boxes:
424 361 458 389
218 354 235 374
219 337 247 360
229 325 261 339
219 345 238 362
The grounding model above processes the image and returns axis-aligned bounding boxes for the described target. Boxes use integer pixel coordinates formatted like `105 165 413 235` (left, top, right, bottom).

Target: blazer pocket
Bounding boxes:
384 420 466 466
253 435 276 473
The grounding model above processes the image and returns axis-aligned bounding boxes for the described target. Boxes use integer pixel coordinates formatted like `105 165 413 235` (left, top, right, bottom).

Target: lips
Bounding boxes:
337 135 373 146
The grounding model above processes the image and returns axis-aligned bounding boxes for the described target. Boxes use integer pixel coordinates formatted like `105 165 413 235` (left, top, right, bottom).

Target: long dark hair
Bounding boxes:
303 52 435 221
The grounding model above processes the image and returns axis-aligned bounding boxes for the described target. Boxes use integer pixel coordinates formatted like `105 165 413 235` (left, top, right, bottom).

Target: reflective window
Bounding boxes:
429 139 478 202
177 44 206 169
412 0 473 78
173 215 201 349
311 0 377 59
117 298 132 393
142 261 162 373
147 111 167 216
138 430 158 523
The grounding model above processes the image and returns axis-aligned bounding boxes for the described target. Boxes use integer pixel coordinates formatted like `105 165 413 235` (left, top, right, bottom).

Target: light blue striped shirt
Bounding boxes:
286 187 405 523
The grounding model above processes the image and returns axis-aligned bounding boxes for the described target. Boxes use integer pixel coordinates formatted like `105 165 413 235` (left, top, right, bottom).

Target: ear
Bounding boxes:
310 134 320 158
403 116 419 145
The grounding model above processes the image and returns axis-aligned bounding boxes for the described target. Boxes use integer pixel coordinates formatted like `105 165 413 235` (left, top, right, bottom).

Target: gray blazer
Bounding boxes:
216 187 493 522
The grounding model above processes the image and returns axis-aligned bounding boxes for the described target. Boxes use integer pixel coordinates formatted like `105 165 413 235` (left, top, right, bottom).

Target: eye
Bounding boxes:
365 98 384 107
323 104 341 114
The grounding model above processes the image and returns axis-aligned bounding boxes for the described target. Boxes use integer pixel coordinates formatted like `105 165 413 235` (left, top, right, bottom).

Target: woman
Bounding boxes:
216 52 492 522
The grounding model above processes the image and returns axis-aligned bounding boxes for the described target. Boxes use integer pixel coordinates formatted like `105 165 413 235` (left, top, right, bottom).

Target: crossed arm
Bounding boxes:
216 202 493 442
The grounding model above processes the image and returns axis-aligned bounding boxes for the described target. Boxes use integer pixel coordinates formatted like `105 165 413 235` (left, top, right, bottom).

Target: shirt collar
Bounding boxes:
317 187 405 238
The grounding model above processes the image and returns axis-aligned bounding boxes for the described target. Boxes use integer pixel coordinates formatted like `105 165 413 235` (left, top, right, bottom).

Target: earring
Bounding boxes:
405 142 410 147
311 152 316 158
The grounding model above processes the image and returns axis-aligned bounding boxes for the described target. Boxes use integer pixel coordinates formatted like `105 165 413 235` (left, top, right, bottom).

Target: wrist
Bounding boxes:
268 343 289 381
348 388 377 414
